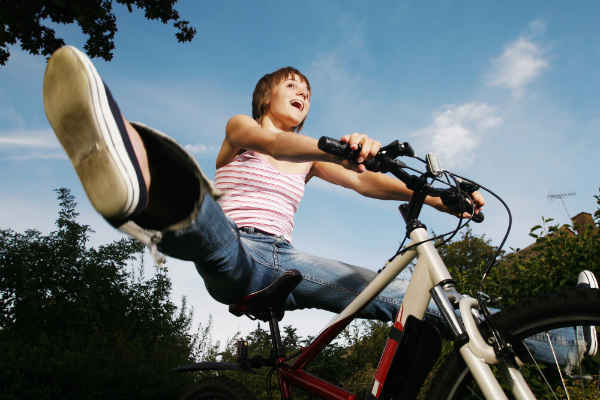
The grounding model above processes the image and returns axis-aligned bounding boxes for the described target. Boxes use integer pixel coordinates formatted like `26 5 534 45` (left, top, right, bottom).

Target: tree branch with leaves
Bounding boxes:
0 0 196 66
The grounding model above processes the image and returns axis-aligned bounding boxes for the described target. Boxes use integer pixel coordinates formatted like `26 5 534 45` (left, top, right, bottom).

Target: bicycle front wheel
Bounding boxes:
179 375 257 400
425 288 600 400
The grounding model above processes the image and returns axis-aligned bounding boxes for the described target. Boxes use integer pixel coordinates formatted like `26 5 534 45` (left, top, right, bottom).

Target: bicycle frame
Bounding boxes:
275 225 536 400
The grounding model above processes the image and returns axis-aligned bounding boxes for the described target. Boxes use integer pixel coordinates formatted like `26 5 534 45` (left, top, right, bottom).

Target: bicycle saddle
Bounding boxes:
229 269 303 322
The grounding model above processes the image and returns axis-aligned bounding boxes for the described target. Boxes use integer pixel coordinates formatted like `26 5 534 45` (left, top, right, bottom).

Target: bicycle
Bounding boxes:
174 137 600 399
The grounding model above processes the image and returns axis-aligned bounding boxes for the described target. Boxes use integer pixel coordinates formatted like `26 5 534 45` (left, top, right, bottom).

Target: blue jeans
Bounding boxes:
157 194 589 367
158 194 407 321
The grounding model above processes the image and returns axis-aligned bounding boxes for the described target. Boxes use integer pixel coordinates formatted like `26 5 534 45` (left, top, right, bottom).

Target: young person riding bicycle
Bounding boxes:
43 46 485 323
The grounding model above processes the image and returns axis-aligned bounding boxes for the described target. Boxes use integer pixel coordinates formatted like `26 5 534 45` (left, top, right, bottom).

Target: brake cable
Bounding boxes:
449 172 513 287
389 170 474 260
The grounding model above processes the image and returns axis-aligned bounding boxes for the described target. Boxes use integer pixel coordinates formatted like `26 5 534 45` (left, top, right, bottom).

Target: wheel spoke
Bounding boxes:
422 289 600 400
464 384 486 399
523 339 561 400
545 331 571 400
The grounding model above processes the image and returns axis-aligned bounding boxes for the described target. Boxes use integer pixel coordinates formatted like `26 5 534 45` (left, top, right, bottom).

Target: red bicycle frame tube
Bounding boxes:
292 316 353 370
276 248 419 399
279 367 356 400
370 320 403 398
279 315 357 400
279 308 405 399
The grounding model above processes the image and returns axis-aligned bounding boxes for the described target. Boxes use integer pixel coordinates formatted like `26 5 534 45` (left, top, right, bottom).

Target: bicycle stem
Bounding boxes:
399 174 430 231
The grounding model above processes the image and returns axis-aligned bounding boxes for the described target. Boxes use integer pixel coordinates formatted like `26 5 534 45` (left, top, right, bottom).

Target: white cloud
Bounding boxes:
487 30 549 97
0 131 58 148
308 53 365 113
2 45 46 75
0 105 26 129
119 77 242 146
4 152 66 160
0 131 64 160
184 143 217 154
304 13 382 137
308 176 355 196
528 19 547 36
413 103 502 168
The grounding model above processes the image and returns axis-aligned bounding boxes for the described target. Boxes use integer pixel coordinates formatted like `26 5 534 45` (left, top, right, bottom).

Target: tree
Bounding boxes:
434 189 600 308
492 209 600 307
435 229 500 300
0 0 196 66
0 188 197 399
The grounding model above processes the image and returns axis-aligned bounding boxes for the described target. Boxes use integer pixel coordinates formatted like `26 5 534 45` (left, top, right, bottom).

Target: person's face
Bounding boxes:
267 75 310 130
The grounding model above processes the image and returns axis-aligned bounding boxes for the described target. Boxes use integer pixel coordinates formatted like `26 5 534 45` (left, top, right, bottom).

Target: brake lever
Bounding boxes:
379 140 415 158
471 212 485 223
441 190 485 223
456 179 484 223
456 178 480 193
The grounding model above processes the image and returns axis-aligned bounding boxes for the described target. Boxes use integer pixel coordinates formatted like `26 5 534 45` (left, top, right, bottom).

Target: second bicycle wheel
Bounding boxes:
179 375 257 400
424 288 600 399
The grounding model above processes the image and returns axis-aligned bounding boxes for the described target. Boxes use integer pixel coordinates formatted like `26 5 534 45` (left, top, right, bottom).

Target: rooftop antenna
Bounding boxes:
547 192 576 221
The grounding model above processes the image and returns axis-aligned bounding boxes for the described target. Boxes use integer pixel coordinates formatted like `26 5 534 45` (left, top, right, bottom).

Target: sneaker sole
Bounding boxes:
578 270 598 289
578 270 598 356
43 46 146 223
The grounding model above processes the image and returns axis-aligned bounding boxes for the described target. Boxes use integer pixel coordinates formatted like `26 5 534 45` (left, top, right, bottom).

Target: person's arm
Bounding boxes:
224 116 377 172
226 117 484 214
308 132 485 215
309 161 446 210
225 115 334 163
309 159 486 215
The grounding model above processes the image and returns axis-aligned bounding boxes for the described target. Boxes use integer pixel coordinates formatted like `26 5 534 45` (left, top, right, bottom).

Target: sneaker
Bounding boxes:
577 270 598 357
43 46 148 226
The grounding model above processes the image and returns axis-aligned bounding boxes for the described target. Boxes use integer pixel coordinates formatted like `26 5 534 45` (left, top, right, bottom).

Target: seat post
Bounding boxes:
268 308 285 358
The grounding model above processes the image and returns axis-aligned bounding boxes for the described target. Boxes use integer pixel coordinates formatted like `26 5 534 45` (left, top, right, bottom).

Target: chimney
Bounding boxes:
571 212 594 234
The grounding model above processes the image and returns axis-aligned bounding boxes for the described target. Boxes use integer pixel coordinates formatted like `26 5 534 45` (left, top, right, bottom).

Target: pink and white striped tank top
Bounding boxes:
215 151 310 242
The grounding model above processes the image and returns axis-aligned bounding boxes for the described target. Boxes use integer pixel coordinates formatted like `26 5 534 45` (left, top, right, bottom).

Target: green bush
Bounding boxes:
0 189 197 399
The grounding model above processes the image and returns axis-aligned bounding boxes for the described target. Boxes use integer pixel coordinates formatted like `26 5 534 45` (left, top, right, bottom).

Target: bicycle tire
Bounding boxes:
179 375 257 400
424 288 600 399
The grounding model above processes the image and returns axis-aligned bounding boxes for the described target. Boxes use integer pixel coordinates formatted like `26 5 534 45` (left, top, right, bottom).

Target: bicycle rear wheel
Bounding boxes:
179 375 257 400
425 288 600 399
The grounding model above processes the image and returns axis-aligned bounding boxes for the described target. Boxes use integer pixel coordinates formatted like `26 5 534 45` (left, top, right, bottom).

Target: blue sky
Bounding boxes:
2 1 599 343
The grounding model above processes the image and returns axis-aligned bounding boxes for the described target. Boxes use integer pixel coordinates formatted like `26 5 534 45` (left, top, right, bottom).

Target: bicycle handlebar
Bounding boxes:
318 136 484 223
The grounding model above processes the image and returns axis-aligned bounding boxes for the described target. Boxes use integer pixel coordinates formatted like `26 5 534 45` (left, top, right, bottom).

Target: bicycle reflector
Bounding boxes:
426 153 443 177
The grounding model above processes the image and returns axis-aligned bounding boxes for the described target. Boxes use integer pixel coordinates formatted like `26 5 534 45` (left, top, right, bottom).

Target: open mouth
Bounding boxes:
290 100 304 111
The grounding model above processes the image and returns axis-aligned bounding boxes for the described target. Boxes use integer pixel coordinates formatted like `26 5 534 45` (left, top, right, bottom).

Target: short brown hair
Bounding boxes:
252 67 311 132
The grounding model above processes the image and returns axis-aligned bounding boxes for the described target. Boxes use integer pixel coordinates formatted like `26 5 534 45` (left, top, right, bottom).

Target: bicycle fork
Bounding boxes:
397 226 536 400
432 283 537 400
460 296 536 400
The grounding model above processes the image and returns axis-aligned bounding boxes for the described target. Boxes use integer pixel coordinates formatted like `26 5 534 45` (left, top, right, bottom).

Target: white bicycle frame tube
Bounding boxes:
460 297 536 400
327 247 417 326
320 226 536 400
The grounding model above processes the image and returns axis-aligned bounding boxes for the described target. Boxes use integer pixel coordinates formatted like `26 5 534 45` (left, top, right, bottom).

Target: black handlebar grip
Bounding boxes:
471 212 484 223
318 136 352 157
318 136 382 172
